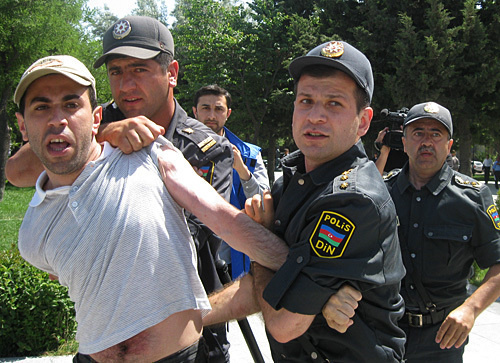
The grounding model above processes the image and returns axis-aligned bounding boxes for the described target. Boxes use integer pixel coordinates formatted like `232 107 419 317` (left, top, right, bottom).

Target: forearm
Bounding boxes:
253 263 314 343
6 143 43 187
157 146 288 270
375 146 390 176
241 174 266 199
192 191 287 270
203 274 260 326
462 263 500 317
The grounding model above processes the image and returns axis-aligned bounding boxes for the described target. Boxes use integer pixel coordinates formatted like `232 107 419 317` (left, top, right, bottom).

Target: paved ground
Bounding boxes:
2 176 499 363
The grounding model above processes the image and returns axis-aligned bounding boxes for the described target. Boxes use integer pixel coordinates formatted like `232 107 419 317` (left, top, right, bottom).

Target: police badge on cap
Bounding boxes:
423 102 440 114
321 41 345 58
113 19 132 39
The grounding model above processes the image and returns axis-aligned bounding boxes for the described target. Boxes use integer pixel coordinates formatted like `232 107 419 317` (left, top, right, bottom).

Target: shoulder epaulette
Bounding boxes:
334 168 356 191
179 126 217 154
383 168 401 181
454 175 481 190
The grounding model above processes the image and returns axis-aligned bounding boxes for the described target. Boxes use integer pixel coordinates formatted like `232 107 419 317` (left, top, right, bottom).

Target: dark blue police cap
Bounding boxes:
404 102 453 137
94 16 174 68
288 41 374 102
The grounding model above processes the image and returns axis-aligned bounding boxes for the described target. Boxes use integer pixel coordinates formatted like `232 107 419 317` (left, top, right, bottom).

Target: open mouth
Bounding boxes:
305 132 327 139
124 97 141 103
47 138 70 153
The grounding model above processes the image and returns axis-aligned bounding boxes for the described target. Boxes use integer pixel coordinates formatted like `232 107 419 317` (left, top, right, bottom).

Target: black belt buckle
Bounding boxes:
406 312 423 327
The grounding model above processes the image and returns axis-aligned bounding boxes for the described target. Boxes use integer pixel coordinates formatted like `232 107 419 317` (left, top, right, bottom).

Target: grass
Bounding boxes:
0 184 35 251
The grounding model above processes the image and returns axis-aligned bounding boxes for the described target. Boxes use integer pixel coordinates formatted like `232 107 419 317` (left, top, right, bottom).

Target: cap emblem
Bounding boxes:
321 41 344 58
113 20 132 39
27 59 63 74
423 102 439 114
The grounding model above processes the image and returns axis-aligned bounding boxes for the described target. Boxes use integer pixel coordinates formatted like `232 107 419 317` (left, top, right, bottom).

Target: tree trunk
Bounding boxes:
267 137 276 187
0 90 12 202
456 117 472 177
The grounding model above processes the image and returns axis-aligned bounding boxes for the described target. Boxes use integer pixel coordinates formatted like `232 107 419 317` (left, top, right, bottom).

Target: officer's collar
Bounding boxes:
165 98 187 140
396 161 452 195
284 140 368 185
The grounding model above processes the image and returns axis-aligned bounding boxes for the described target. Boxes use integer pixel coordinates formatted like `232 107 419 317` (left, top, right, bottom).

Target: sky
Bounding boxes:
87 0 176 19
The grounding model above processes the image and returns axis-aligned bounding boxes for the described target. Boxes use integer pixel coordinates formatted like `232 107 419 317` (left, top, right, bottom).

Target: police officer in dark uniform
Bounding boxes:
251 40 405 362
93 16 233 362
154 40 406 362
153 38 415 362
382 102 500 362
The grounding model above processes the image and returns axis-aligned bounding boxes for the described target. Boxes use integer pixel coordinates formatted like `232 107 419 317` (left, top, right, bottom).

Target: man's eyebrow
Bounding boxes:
29 96 51 105
412 125 444 132
108 62 149 72
29 94 81 106
62 94 81 102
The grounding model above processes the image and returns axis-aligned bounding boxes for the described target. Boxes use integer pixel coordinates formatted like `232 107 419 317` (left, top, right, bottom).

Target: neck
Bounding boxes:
151 98 175 130
407 166 437 190
44 141 103 190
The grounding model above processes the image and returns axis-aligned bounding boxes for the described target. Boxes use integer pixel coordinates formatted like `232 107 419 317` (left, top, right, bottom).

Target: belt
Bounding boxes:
401 308 449 328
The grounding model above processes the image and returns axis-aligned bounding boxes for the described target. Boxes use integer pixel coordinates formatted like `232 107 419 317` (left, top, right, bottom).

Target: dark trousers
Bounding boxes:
484 166 491 183
73 337 208 363
495 170 500 189
400 320 467 363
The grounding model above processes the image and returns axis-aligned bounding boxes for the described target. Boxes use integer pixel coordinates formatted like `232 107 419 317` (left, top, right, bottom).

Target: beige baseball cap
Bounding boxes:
14 55 96 107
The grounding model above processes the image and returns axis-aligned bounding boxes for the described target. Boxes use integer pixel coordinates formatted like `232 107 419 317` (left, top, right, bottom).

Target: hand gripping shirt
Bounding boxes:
263 141 406 362
385 162 500 311
18 139 210 354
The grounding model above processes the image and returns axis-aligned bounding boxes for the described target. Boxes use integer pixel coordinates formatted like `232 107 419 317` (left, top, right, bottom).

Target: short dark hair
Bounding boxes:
294 65 370 113
18 86 98 116
105 52 173 74
193 84 232 109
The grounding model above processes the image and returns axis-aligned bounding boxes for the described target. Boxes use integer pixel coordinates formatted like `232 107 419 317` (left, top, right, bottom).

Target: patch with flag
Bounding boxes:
487 205 500 230
310 211 355 258
199 161 215 185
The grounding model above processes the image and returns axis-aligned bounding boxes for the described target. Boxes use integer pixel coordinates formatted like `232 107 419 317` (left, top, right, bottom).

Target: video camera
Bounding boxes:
378 107 409 151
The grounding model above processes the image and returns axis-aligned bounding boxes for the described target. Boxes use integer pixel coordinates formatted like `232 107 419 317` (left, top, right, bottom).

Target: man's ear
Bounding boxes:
447 138 454 154
92 106 102 136
167 60 179 88
192 106 198 119
357 106 373 137
16 112 29 142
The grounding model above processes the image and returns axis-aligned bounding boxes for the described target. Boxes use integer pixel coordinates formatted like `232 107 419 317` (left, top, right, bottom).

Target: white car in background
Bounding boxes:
471 160 483 175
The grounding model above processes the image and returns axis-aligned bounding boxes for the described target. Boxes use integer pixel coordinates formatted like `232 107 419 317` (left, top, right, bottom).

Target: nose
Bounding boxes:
206 108 216 120
47 107 69 127
421 132 433 146
306 103 326 124
119 70 136 92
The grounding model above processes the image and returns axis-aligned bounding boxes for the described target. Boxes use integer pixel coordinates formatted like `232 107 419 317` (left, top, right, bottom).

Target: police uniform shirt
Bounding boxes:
263 140 406 362
385 162 500 311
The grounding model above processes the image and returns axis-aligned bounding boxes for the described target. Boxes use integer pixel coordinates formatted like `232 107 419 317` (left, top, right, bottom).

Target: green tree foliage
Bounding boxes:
309 0 499 169
133 0 170 24
86 4 119 39
172 0 323 181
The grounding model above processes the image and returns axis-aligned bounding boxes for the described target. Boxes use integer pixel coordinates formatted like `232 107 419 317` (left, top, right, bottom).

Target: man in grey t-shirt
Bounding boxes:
14 55 210 362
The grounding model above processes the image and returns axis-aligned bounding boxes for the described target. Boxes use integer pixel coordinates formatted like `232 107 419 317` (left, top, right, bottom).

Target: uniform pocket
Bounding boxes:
422 224 473 281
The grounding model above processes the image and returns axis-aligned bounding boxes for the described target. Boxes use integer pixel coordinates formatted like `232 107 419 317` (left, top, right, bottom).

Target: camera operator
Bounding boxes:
374 126 408 176
373 108 409 175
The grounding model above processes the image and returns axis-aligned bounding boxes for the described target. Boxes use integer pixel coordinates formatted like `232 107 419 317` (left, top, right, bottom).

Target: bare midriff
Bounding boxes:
89 309 202 363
